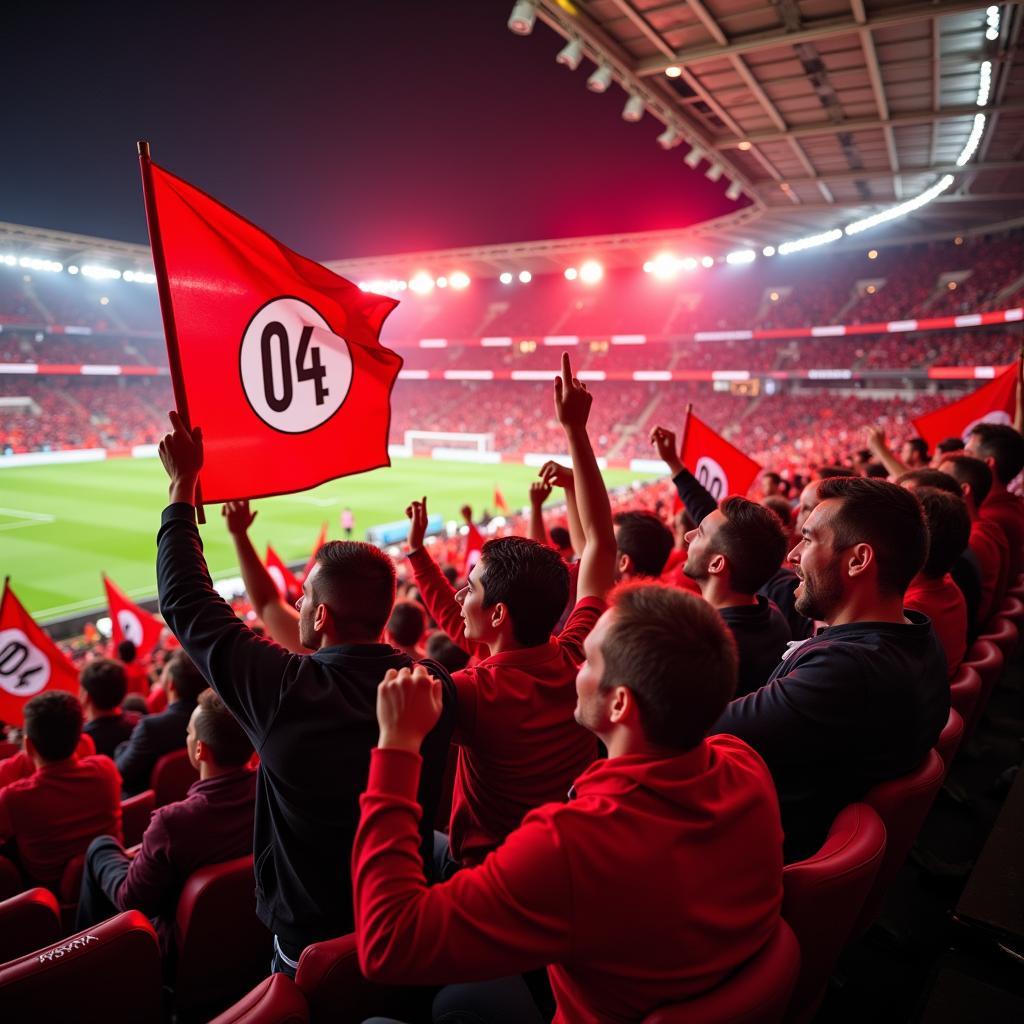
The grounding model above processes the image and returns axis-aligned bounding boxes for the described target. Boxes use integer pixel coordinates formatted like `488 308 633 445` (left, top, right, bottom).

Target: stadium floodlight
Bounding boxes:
705 162 724 183
408 271 434 294
0 253 16 267
436 276 448 288
449 270 470 289
986 5 1000 39
656 126 682 150
977 61 992 105
587 64 613 93
683 145 705 169
648 253 680 280
725 249 755 265
123 269 156 284
518 269 533 283
556 38 583 71
725 180 742 201
507 1 536 36
67 264 79 274
665 66 682 78
844 175 955 235
579 260 603 285
81 264 122 280
622 94 645 122
777 229 843 255
762 245 776 257
18 256 63 273
700 255 715 268
681 256 698 270
956 114 986 166
564 267 578 280
499 271 513 285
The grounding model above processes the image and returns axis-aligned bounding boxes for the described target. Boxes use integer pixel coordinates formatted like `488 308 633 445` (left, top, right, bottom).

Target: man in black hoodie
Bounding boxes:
154 412 454 976
713 476 949 861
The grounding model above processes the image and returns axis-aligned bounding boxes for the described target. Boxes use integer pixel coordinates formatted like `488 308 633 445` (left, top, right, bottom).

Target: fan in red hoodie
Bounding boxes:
352 582 784 1024
966 423 1024 581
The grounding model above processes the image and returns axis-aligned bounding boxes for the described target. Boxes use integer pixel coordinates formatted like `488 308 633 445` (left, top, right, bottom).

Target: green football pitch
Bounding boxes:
1 457 655 622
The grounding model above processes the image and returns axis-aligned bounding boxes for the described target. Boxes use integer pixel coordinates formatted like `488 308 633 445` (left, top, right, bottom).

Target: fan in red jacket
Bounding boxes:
353 580 784 1024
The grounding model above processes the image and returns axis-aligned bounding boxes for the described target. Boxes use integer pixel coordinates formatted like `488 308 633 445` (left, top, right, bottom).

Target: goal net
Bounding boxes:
404 431 495 457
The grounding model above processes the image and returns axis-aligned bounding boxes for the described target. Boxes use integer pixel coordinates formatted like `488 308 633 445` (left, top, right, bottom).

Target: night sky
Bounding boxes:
3 1 735 261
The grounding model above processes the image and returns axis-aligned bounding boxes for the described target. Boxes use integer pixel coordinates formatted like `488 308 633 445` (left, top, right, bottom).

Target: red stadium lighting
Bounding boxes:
700 256 714 268
579 260 603 285
449 271 471 289
499 272 513 284
409 272 434 295
436 276 449 288
518 270 533 284
564 267 578 281
647 253 680 280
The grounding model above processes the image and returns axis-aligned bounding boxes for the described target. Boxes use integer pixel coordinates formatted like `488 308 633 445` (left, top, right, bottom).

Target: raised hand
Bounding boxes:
376 665 444 754
405 496 428 552
158 410 203 505
540 460 574 491
553 351 592 429
222 499 257 536
649 425 683 476
865 426 887 454
529 479 552 508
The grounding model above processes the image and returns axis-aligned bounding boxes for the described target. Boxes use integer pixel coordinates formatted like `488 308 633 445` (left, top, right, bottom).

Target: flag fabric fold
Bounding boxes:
680 411 762 501
493 486 509 514
0 580 79 727
912 364 1017 449
266 546 303 601
103 575 163 660
141 156 403 503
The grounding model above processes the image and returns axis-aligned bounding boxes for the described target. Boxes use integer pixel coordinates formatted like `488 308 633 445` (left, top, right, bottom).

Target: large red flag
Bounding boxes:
680 410 762 501
493 486 509 514
139 148 402 504
302 522 329 580
912 364 1017 449
103 575 163 659
0 579 79 727
266 546 303 601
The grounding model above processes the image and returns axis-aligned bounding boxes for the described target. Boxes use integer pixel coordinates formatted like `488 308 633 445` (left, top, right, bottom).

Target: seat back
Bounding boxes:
949 664 982 733
962 639 1004 736
0 910 161 1022
208 973 309 1024
0 887 61 964
641 920 800 1024
855 749 945 934
782 804 886 1023
979 616 1017 664
122 789 156 847
174 854 270 1010
152 748 199 807
936 708 965 774
0 853 26 901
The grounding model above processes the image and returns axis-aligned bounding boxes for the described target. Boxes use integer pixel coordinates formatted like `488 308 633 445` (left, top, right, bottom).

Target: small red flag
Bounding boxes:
302 522 329 580
493 486 508 514
0 579 79 727
912 364 1017 449
266 546 303 601
103 575 163 660
463 523 485 578
140 154 402 503
680 410 762 501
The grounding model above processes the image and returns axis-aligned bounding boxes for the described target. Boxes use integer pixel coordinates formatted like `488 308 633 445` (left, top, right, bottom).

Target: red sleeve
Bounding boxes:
452 671 479 743
353 748 573 985
555 597 606 665
0 752 34 789
0 784 15 840
77 733 96 757
408 548 488 659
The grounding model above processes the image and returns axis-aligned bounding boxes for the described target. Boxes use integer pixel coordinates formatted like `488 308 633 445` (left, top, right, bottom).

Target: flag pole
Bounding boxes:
680 402 693 464
137 141 206 524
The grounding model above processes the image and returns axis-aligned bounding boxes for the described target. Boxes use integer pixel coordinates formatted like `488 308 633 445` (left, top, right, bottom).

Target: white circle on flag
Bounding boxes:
0 628 51 698
117 609 144 648
267 565 286 596
239 296 353 434
962 409 1012 442
694 456 728 502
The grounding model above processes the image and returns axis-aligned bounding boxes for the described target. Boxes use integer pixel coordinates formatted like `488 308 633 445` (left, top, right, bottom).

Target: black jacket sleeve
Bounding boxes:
671 467 718 524
156 503 299 746
115 718 159 796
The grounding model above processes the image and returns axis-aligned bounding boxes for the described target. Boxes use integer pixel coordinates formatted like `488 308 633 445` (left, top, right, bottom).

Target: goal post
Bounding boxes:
401 430 499 463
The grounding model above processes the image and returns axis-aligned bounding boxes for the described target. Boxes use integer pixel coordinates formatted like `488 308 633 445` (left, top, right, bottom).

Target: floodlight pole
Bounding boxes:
137 140 205 523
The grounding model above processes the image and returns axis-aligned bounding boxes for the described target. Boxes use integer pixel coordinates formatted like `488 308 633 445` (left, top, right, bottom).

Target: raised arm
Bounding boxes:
554 353 616 601
650 424 716 524
866 427 908 479
540 461 585 557
222 501 302 653
527 479 552 545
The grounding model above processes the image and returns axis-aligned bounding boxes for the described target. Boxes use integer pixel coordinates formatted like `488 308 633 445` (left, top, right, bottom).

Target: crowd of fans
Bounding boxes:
2 343 1021 1020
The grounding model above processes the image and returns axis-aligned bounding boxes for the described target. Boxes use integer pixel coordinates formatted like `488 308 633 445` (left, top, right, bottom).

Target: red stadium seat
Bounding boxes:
0 854 25 901
949 664 983 732
0 887 61 964
961 639 1004 737
782 803 886 1023
641 920 800 1024
173 854 271 1012
936 708 965 774
121 789 155 847
0 910 162 1022
152 747 199 807
208 973 310 1024
980 616 1017 664
998 594 1024 635
855 749 945 935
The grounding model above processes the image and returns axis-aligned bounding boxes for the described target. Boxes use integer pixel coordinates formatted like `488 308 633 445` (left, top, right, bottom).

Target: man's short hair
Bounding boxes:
613 510 674 578
600 583 738 751
117 639 137 664
936 437 964 455
425 630 471 673
549 525 571 552
762 495 792 528
23 691 83 762
904 438 929 462
968 423 1024 484
817 465 850 480
387 600 425 648
941 454 993 506
194 689 253 768
895 468 960 495
314 541 397 640
80 658 127 712
762 471 781 487
816 477 927 596
914 487 971 579
166 651 207 706
712 497 790 594
865 463 889 479
478 536 569 647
